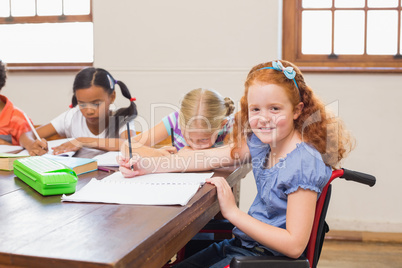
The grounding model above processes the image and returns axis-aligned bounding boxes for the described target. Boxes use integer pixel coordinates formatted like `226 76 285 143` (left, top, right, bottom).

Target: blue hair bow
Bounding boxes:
257 61 299 90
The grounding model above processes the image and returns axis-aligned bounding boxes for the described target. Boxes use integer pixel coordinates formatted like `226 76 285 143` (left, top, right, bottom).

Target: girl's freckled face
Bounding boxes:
247 83 296 146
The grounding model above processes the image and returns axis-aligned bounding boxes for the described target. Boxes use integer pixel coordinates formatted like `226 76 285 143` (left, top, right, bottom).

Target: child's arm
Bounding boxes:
44 122 135 154
132 121 170 146
121 121 175 157
50 128 135 154
119 140 250 177
51 137 125 154
208 177 317 259
36 123 60 139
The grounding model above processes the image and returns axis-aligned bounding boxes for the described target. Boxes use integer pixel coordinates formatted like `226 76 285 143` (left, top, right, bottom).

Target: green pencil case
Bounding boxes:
13 156 78 196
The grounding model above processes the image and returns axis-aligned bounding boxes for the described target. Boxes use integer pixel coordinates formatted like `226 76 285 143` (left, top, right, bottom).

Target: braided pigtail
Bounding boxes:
109 80 138 138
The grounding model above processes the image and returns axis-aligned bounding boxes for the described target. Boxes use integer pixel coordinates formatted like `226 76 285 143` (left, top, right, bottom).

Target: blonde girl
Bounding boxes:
126 88 235 157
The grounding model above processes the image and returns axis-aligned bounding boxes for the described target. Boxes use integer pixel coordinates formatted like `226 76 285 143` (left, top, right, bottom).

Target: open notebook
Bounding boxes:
61 171 214 206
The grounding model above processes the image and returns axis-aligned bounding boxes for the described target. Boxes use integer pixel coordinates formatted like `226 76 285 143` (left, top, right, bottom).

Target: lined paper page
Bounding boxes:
61 172 214 206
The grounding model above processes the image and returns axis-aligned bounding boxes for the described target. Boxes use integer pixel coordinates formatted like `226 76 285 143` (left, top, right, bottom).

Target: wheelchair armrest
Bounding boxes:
341 168 376 187
229 256 310 268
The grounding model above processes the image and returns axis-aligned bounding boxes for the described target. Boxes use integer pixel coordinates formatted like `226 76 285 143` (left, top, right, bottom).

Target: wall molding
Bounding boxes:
327 230 402 243
327 219 402 234
101 67 250 73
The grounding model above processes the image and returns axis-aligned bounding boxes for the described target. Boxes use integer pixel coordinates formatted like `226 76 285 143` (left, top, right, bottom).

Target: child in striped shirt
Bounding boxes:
125 88 235 157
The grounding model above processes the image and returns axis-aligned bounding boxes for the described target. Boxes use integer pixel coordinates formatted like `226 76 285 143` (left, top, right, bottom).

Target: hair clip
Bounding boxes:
130 97 136 102
107 75 114 89
257 61 299 89
69 104 73 108
272 61 296 80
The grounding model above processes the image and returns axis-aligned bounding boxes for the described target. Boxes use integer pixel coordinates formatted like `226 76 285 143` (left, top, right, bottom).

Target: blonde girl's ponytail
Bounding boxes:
224 97 235 117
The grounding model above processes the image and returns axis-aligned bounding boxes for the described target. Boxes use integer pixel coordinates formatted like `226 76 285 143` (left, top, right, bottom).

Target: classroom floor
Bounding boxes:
170 232 402 267
318 240 402 268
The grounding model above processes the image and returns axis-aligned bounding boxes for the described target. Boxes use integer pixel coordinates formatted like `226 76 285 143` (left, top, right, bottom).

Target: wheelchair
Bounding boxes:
166 168 375 268
227 168 376 268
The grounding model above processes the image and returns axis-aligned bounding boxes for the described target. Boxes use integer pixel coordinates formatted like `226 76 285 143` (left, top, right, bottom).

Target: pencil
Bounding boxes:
170 127 175 148
126 122 134 170
98 167 112 173
23 112 41 141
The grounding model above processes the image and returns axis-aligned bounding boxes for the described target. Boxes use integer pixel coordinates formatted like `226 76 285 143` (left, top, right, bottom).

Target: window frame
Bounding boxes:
282 0 402 73
0 0 93 72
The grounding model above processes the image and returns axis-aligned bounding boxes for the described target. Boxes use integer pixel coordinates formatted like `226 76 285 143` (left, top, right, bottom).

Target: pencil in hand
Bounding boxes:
23 113 41 140
126 122 134 170
23 112 48 151
171 127 175 149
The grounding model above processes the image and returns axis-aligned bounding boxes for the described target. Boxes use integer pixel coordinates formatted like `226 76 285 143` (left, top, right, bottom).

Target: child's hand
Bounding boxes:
118 155 146 178
206 177 239 221
28 138 48 156
52 139 81 155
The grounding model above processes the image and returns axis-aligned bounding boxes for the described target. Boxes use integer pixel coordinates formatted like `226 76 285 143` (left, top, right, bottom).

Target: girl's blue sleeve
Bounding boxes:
281 143 332 197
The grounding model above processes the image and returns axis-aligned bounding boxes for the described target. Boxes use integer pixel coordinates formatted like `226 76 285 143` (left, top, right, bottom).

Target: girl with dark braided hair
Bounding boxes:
25 67 138 155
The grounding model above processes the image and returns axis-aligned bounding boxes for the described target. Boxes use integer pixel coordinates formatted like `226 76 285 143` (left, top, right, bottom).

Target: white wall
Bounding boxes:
3 0 401 232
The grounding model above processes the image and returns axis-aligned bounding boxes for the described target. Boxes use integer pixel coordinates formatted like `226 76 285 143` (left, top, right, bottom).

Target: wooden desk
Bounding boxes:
0 160 251 268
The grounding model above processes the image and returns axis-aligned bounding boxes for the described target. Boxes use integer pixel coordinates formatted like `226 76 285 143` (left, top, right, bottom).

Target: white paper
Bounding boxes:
15 150 30 156
102 171 213 184
93 151 120 166
0 145 23 153
62 171 214 206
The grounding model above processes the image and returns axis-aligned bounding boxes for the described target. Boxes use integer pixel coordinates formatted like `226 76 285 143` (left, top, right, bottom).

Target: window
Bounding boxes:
0 0 93 71
283 0 402 72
